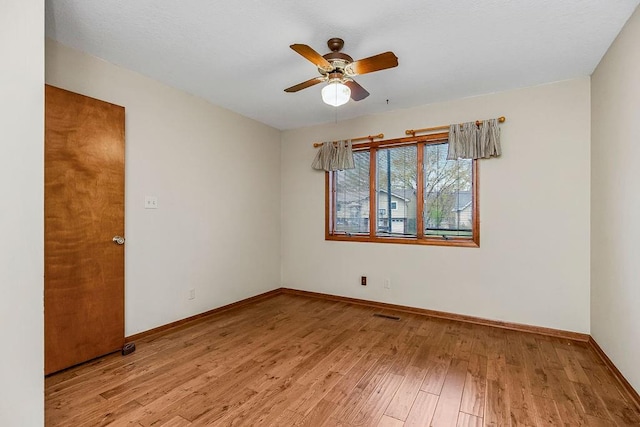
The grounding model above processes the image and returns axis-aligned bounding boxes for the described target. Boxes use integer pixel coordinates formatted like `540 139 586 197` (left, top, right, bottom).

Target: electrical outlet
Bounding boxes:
145 196 158 209
361 276 367 286
384 278 391 289
188 288 195 300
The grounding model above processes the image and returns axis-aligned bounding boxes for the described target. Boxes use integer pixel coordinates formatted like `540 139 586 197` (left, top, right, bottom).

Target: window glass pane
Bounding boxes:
423 143 473 238
376 146 417 236
334 151 370 234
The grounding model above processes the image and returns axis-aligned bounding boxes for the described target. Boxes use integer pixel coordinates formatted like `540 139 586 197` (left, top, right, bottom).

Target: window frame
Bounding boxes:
325 132 479 247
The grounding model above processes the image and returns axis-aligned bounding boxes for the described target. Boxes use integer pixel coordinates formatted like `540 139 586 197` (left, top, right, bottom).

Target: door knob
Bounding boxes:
112 236 125 245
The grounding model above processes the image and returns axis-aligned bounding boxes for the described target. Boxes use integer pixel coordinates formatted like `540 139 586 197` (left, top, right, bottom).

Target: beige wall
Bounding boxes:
46 40 282 336
282 78 591 333
591 6 640 392
0 0 44 424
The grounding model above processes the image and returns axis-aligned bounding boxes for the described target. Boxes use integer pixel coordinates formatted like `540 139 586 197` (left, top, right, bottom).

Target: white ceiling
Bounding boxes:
45 1 639 130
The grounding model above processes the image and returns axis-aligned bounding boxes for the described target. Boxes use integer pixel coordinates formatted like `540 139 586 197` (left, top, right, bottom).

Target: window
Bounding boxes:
333 150 370 235
423 143 473 239
326 134 478 247
377 145 416 236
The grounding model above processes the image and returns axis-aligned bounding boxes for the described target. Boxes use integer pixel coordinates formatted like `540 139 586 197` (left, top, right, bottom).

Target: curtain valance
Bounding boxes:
311 140 355 171
447 118 502 160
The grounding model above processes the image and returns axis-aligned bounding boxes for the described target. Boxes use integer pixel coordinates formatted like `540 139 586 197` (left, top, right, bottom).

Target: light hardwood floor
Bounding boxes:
45 294 640 426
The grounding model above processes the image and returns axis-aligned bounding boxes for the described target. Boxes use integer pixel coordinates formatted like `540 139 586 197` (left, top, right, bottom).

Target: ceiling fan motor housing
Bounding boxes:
319 38 354 77
318 58 352 77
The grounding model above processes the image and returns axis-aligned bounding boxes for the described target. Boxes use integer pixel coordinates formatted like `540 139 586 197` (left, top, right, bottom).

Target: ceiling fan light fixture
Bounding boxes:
321 81 351 107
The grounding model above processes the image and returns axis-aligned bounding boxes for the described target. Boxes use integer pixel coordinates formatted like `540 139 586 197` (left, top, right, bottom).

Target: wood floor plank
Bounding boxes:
546 367 590 426
405 391 439 426
377 414 405 427
573 381 611 420
334 353 396 422
296 398 337 426
599 394 640 426
532 394 562 425
574 341 606 369
409 337 433 371
63 398 142 427
486 352 507 384
504 330 525 367
384 365 426 421
246 333 327 393
586 414 618 426
289 328 357 379
44 294 640 427
556 346 592 385
323 352 381 406
582 363 629 403
521 334 553 400
470 328 490 357
485 325 508 427
117 367 221 424
505 362 538 426
457 412 483 427
414 317 438 338
323 303 374 331
484 379 510 427
137 360 263 426
389 333 425 375
46 396 108 426
158 415 191 426
421 359 451 395
420 332 453 395
272 409 304 426
431 358 469 427
289 370 344 416
347 372 404 426
296 328 382 385
99 363 206 403
526 365 554 400
460 353 488 417
453 331 475 361
537 338 564 370
213 377 307 426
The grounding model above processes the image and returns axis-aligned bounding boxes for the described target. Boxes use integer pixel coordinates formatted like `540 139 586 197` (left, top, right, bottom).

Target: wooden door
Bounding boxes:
45 85 125 375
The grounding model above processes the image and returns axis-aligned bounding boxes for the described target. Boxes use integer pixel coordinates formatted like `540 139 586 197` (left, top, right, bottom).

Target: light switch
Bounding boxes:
144 196 158 209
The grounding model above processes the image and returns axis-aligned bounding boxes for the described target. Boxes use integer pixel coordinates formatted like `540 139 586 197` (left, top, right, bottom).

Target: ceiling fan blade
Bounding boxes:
284 77 324 93
290 44 332 71
346 51 398 76
344 80 370 101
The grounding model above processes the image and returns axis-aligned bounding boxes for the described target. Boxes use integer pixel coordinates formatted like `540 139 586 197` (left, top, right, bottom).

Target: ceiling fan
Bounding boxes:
284 38 398 107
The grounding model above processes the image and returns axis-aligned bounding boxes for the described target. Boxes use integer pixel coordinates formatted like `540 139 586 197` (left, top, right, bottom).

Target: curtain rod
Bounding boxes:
313 133 384 148
405 116 506 137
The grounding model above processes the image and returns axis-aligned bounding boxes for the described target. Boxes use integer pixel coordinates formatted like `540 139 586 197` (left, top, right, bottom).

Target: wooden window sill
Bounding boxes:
326 234 479 248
